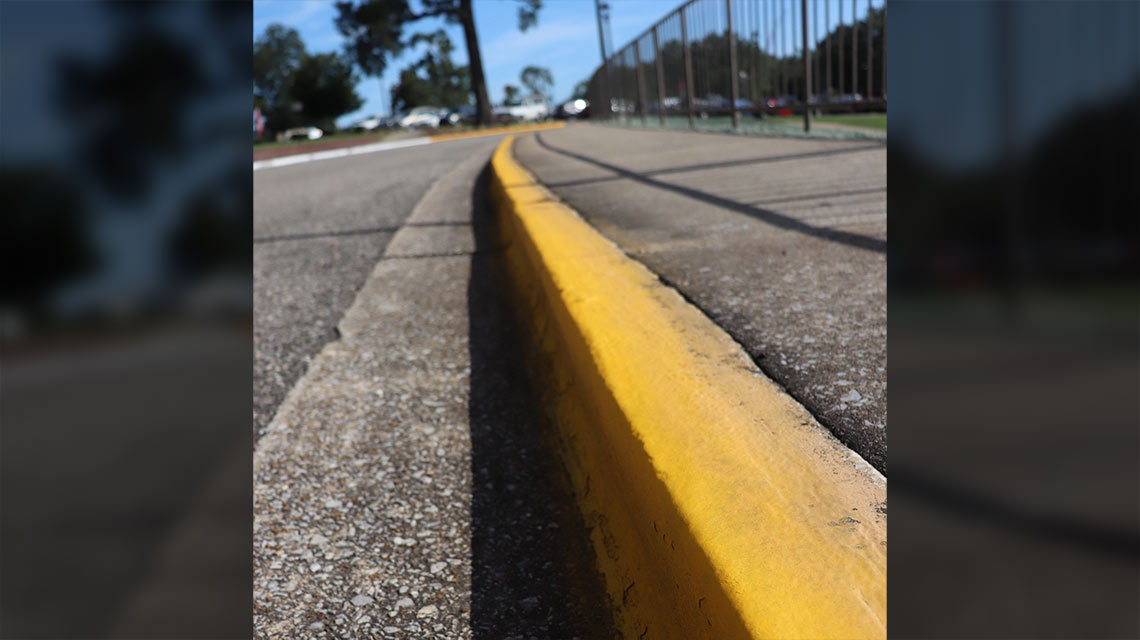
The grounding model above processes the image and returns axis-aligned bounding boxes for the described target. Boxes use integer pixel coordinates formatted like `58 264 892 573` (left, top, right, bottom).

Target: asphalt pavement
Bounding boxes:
253 138 616 638
515 124 887 472
255 137 492 441
252 122 887 637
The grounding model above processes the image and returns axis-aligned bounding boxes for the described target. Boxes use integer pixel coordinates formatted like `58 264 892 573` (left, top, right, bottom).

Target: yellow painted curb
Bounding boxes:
487 135 887 639
428 120 565 143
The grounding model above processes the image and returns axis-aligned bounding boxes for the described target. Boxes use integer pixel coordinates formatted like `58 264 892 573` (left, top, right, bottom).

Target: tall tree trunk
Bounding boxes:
458 0 493 126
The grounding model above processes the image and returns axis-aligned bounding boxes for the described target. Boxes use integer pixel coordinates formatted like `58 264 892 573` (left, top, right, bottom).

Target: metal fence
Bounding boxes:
588 0 886 131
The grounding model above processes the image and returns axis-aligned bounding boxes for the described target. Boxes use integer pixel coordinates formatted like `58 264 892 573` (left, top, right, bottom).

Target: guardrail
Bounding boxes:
588 0 885 132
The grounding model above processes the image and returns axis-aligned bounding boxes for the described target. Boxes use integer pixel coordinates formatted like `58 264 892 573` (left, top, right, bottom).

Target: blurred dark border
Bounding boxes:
887 1 1138 637
1 2 252 637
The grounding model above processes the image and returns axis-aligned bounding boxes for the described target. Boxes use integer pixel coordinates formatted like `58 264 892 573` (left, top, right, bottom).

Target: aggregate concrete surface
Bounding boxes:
253 143 616 638
255 138 491 440
515 125 887 472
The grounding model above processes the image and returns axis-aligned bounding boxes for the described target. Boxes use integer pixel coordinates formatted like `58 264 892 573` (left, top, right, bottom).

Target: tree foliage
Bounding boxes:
390 68 435 113
389 30 470 112
333 0 410 78
253 24 363 134
291 52 364 131
520 65 553 100
502 84 521 104
254 24 305 114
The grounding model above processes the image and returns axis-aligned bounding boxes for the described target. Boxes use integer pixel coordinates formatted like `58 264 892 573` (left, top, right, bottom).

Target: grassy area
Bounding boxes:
770 112 887 131
816 113 887 131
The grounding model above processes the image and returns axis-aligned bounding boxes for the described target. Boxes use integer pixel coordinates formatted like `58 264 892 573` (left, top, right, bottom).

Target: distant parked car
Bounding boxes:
555 98 589 119
495 94 550 122
282 126 323 141
399 106 443 129
694 94 730 110
647 96 683 113
348 114 384 132
441 105 476 126
608 98 636 114
765 95 800 108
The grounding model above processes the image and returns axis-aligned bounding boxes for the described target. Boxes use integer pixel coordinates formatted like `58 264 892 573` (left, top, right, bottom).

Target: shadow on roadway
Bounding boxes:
465 166 619 638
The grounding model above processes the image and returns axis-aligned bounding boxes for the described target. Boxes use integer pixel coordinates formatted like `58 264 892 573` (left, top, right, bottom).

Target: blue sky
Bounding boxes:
254 0 884 128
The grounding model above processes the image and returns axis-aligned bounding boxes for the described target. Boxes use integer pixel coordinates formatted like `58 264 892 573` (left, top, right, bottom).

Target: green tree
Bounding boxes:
389 68 434 113
520 65 553 101
254 24 306 133
291 52 364 132
502 84 521 104
571 79 589 100
388 30 469 113
254 24 364 134
334 0 542 126
409 30 470 107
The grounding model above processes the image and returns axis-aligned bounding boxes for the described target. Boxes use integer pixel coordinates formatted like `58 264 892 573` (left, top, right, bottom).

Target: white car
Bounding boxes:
282 126 323 141
398 107 443 129
495 95 550 122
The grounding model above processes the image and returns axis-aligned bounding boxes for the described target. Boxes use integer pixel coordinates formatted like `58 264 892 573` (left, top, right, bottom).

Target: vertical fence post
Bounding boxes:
839 0 845 98
681 6 696 129
825 0 831 102
813 0 820 100
881 3 886 99
635 44 649 125
766 0 773 103
866 0 873 102
851 0 857 100
726 0 740 130
653 26 667 127
595 0 610 120
801 0 811 132
778 0 785 101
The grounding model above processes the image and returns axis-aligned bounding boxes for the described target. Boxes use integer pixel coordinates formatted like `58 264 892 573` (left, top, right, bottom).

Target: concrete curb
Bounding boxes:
487 135 886 639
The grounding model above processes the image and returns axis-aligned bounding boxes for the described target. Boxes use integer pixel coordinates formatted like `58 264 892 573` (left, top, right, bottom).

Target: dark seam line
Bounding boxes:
405 221 472 227
544 144 883 189
534 134 886 254
382 246 505 260
254 227 398 243
253 221 471 244
892 464 1140 559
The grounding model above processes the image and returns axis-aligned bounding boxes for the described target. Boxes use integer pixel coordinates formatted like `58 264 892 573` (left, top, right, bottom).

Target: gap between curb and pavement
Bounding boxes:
485 135 887 639
252 122 566 171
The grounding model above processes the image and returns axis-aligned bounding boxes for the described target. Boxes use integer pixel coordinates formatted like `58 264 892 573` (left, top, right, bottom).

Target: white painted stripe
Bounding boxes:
253 137 432 171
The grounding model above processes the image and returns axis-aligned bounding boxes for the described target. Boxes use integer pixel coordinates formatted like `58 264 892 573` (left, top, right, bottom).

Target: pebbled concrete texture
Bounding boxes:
254 138 499 441
253 146 615 639
514 124 887 472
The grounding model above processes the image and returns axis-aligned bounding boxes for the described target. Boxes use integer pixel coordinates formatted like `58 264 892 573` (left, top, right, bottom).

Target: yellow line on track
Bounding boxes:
487 135 886 640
